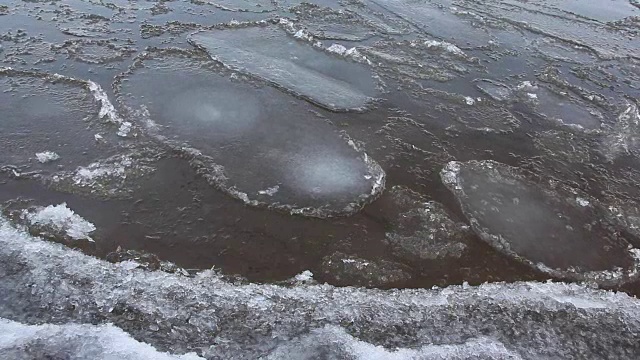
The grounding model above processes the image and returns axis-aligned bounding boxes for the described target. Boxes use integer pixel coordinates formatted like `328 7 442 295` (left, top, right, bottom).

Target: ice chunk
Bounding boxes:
365 0 493 48
475 79 513 102
49 153 155 199
382 186 470 262
35 151 60 164
197 0 275 12
22 203 96 242
0 318 203 360
441 160 640 286
115 50 384 217
520 84 602 130
601 101 640 160
424 40 466 57
188 26 377 112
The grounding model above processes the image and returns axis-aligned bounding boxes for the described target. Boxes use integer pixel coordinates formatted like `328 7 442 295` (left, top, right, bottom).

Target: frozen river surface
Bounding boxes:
0 0 640 358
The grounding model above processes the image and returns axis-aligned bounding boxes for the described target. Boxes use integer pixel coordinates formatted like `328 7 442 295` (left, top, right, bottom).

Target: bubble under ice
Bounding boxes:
441 160 640 286
0 319 203 360
0 217 639 359
188 26 377 112
115 50 384 217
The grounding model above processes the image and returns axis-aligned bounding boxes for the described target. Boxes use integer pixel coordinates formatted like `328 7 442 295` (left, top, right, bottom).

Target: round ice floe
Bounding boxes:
0 68 125 173
441 160 640 286
115 50 384 217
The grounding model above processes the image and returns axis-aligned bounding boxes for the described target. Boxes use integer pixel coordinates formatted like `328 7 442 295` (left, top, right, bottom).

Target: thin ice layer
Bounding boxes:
188 26 377 111
441 160 640 286
0 318 203 360
0 217 639 359
366 0 494 48
115 51 384 217
0 68 120 171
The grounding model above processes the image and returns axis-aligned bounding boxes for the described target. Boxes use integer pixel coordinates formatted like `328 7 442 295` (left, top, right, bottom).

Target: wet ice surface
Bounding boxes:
0 68 122 174
1 0 640 358
189 26 378 112
116 50 384 216
441 160 640 286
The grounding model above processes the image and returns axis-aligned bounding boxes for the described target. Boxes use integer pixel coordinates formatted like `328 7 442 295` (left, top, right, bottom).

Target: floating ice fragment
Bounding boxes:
23 203 96 242
292 270 314 284
326 43 348 55
382 186 470 263
117 122 133 137
257 185 279 196
188 26 377 112
35 151 60 164
424 39 466 57
115 50 384 217
441 160 640 286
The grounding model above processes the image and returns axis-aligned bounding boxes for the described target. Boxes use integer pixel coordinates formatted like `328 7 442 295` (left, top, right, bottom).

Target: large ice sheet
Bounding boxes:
188 26 377 112
1 217 639 359
115 50 384 218
441 160 640 286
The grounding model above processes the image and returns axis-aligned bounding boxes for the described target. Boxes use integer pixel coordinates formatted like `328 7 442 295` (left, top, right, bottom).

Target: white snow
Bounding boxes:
424 40 466 57
0 318 203 360
35 151 60 163
87 80 124 125
23 203 96 242
257 185 279 196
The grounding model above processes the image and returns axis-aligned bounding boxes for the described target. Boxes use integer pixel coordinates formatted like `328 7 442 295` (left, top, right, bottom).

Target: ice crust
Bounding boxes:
0 318 203 360
188 27 377 112
1 217 640 359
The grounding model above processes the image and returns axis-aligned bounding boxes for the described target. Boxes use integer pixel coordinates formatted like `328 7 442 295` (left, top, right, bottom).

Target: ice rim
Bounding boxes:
112 48 386 219
1 216 640 358
440 160 640 287
0 66 130 137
